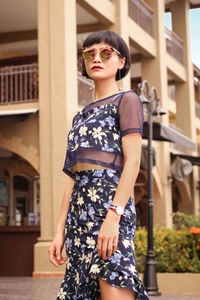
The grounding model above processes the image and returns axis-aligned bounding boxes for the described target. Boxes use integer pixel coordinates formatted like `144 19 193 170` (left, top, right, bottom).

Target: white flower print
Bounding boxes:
57 287 67 299
74 237 81 247
112 106 117 113
66 259 72 269
113 133 119 140
86 252 93 263
129 264 136 274
86 236 96 249
130 239 135 251
79 125 88 136
77 226 82 234
130 277 135 284
122 239 131 248
92 126 106 140
72 142 79 151
80 253 87 263
75 272 80 284
87 188 100 202
68 132 74 141
86 221 94 230
90 264 101 274
77 196 84 205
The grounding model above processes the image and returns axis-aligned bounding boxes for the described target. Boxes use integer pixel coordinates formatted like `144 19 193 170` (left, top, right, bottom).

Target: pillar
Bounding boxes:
141 0 173 227
109 0 131 91
169 0 199 214
34 0 77 275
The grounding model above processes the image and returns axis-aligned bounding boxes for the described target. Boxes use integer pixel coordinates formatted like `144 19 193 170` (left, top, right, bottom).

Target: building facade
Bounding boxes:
0 0 200 276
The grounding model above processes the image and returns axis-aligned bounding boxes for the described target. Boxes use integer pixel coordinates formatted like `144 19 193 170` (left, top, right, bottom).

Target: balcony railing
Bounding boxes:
0 63 38 105
128 0 154 37
165 27 184 65
195 101 200 119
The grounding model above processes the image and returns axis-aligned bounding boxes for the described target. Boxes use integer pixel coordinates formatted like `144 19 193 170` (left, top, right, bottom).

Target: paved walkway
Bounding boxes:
0 277 199 300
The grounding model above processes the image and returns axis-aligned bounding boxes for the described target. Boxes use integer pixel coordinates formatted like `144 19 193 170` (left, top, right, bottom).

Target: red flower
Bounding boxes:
190 227 200 235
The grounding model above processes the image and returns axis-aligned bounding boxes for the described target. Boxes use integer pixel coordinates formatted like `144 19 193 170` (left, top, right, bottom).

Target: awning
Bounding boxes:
143 121 196 151
0 108 38 119
170 152 200 166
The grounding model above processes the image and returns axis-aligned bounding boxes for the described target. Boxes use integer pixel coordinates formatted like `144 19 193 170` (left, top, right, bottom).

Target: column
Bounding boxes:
109 0 131 91
141 0 173 227
34 0 77 275
169 0 199 214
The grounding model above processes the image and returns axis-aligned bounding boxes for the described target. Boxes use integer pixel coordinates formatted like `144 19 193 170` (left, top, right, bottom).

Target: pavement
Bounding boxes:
0 277 199 300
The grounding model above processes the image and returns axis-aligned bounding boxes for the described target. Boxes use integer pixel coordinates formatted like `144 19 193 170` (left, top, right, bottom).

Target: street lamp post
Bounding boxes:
138 80 166 296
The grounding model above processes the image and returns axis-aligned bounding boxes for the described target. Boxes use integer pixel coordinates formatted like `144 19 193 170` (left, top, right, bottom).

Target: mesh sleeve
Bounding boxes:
62 115 77 179
118 91 144 137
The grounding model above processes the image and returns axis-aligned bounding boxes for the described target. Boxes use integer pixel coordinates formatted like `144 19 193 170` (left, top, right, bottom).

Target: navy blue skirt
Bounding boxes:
56 168 149 300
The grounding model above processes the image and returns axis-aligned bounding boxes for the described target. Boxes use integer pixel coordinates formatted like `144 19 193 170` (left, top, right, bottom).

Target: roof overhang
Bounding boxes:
0 108 38 120
170 152 200 166
143 121 196 151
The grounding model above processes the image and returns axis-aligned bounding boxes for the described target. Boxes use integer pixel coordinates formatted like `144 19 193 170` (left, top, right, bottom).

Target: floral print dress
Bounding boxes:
57 91 149 299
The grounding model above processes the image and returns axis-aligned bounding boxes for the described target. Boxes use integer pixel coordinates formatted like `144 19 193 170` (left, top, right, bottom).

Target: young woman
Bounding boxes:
48 30 149 300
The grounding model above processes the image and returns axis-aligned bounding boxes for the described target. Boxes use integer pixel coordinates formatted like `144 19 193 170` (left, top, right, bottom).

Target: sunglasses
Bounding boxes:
82 46 122 61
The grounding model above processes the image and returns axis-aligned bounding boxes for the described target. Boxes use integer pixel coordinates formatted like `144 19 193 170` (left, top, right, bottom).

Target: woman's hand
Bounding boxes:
97 210 120 260
48 232 67 267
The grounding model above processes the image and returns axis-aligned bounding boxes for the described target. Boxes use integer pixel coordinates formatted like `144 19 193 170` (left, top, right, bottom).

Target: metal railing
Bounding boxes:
165 27 184 65
128 0 154 37
0 63 38 105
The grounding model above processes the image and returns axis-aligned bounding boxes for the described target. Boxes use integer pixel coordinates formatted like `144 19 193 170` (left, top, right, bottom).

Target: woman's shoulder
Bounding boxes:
118 89 141 106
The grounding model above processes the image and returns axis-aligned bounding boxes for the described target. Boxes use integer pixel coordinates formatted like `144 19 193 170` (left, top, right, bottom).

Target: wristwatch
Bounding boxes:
109 205 125 218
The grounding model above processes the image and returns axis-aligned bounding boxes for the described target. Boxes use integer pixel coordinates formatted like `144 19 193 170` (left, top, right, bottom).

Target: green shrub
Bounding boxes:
135 212 200 273
172 211 200 230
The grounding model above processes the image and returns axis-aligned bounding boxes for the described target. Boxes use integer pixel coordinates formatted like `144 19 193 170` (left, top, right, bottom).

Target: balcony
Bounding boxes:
0 63 38 105
0 57 93 109
128 0 154 37
165 27 184 65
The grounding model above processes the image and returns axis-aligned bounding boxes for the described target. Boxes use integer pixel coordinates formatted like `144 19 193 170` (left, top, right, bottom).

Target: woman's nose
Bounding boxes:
93 51 102 63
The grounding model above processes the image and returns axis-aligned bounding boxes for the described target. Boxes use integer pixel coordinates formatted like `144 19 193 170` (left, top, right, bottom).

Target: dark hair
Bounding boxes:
81 30 131 81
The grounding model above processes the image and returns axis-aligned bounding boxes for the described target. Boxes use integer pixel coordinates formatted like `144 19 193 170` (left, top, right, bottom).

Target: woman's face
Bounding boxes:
83 41 125 82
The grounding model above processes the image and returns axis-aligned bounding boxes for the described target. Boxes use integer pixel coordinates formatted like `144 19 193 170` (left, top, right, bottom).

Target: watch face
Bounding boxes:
116 206 124 215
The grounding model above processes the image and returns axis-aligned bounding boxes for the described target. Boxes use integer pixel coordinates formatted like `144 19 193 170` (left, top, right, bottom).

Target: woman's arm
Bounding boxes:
48 175 75 267
108 132 142 209
97 132 142 260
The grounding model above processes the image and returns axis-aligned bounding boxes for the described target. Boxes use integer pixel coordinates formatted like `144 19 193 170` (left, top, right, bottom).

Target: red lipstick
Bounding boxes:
92 65 103 70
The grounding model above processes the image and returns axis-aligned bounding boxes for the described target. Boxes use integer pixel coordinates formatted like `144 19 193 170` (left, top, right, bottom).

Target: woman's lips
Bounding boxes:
92 66 103 70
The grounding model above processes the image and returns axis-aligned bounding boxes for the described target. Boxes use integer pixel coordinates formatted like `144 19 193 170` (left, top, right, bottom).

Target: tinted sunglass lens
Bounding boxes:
100 48 112 59
83 49 95 61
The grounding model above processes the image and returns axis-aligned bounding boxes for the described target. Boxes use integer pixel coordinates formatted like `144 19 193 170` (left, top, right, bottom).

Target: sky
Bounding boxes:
164 8 200 69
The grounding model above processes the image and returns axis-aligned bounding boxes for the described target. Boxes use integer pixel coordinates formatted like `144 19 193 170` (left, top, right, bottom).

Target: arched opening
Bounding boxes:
0 148 40 276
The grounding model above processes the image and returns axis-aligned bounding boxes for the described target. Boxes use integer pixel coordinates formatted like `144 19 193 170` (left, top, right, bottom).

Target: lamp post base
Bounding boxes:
143 253 161 296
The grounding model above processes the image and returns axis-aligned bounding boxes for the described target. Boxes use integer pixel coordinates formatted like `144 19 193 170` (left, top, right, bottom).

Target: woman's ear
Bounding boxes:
119 57 126 69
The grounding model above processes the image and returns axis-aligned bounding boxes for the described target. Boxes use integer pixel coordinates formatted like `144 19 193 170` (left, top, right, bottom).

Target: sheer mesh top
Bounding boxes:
63 90 144 179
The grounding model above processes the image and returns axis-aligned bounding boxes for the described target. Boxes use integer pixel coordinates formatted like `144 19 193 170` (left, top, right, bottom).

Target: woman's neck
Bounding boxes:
93 79 121 102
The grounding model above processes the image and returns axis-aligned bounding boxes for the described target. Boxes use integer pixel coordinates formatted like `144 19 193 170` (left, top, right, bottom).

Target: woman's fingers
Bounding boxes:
48 246 60 267
97 236 118 259
112 236 118 253
48 245 67 267
101 238 108 260
107 239 114 259
97 236 102 257
56 248 62 261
